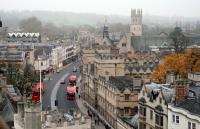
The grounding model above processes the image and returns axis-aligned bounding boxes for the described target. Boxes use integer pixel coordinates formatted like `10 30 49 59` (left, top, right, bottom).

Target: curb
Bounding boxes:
74 76 88 115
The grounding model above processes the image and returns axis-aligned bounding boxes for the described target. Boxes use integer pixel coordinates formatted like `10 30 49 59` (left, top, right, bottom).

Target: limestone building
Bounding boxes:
0 43 35 69
138 83 174 129
130 9 142 37
96 76 142 128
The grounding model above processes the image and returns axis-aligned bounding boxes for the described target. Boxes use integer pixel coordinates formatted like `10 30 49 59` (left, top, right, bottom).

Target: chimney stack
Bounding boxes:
175 80 187 102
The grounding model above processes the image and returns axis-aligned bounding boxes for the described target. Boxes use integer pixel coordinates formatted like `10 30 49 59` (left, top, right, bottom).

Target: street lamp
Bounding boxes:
39 58 43 123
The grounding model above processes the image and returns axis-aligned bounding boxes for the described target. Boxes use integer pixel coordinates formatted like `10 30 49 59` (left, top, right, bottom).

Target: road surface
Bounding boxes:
42 61 80 113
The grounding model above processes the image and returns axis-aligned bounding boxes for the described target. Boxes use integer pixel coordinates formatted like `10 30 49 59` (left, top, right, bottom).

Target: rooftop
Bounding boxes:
175 99 200 116
120 115 138 129
169 85 200 116
109 76 133 91
0 93 15 122
145 83 174 103
7 33 40 38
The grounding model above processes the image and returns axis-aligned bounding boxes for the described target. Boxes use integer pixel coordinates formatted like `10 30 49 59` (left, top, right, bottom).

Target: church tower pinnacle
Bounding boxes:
130 9 142 36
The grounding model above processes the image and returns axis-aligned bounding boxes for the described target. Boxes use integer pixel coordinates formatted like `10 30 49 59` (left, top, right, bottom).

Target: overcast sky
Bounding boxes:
0 0 200 17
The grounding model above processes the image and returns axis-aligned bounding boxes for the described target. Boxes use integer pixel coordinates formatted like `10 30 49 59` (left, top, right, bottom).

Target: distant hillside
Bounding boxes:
0 10 129 28
0 10 199 29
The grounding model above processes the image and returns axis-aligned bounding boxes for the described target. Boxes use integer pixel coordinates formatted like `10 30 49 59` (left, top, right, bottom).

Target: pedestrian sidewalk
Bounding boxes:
75 76 88 115
76 97 105 129
75 78 105 129
76 97 87 115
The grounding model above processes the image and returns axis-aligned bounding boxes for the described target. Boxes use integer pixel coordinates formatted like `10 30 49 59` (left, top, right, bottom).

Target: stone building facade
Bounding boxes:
138 83 174 129
0 43 35 69
130 9 142 37
95 76 142 128
94 54 125 76
81 48 150 129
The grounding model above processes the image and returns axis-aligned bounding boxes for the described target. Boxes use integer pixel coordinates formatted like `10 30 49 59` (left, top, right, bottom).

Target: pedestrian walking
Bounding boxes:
79 94 81 99
95 116 99 125
59 118 61 124
95 119 97 125
105 124 109 129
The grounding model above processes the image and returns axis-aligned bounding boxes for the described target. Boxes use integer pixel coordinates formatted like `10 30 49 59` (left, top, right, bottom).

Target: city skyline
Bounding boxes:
1 0 200 18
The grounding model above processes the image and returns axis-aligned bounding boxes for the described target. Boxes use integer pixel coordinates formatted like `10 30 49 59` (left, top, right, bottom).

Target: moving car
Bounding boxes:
73 67 77 72
60 79 66 84
56 69 60 73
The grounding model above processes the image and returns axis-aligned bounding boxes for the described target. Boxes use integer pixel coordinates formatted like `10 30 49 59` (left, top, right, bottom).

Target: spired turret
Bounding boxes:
103 17 109 38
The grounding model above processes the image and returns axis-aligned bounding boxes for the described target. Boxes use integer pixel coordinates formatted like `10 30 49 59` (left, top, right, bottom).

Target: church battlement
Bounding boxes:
131 9 142 17
95 53 125 63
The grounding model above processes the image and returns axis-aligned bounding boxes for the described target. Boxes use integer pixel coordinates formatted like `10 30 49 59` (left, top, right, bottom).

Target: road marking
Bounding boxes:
51 73 69 111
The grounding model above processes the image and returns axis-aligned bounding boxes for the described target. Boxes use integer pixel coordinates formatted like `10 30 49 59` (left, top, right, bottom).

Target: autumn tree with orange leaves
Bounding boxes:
152 48 200 83
152 65 167 83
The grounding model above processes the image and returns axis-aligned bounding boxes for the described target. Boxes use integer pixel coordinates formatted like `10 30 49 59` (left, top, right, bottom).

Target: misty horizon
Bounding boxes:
1 9 200 19
1 0 200 18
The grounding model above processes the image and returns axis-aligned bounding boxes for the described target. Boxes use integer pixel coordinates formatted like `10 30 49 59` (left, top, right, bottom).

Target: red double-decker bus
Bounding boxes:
68 75 77 86
32 82 44 103
67 85 76 100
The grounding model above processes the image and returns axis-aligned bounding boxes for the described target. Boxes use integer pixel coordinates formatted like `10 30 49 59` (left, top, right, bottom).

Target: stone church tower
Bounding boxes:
130 9 142 36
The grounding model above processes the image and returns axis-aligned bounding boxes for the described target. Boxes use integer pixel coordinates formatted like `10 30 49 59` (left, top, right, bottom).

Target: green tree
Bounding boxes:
5 64 39 97
169 27 189 53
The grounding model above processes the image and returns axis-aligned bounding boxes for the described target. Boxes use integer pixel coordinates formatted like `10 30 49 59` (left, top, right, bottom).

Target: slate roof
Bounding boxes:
0 93 14 122
176 99 200 116
109 76 133 91
173 86 200 116
145 83 174 103
121 115 138 129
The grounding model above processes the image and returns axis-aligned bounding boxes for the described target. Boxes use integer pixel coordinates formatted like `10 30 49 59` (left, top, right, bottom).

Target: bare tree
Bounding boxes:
19 17 42 32
169 27 190 53
43 22 59 40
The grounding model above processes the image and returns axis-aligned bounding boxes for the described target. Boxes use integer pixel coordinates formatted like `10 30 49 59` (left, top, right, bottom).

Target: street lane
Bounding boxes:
42 61 80 112
51 73 69 111
56 68 80 113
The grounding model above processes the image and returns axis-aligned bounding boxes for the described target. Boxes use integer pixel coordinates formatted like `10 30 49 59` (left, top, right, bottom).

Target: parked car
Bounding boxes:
64 114 74 122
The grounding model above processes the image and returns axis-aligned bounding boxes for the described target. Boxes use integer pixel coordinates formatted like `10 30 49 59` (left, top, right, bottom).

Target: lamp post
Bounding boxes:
39 59 43 123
